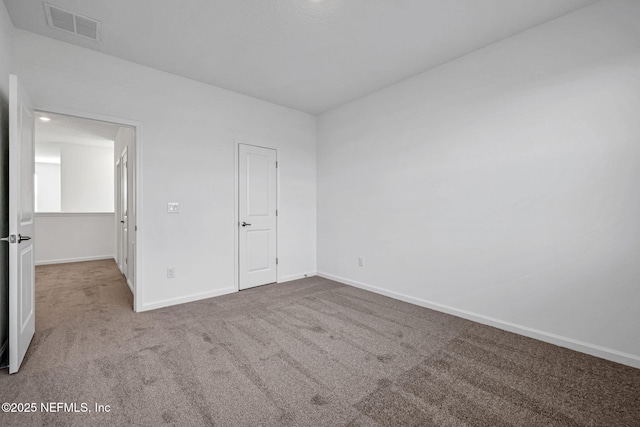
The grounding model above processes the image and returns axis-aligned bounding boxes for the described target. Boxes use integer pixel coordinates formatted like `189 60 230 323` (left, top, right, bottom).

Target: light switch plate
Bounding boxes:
168 203 180 213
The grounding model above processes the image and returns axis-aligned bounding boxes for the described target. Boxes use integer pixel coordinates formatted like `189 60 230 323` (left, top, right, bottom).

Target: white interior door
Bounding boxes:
120 148 128 278
115 159 122 273
238 144 277 290
6 75 35 374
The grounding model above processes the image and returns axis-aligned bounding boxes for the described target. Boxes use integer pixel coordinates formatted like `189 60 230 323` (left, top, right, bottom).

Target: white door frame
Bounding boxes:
234 141 279 291
35 105 144 313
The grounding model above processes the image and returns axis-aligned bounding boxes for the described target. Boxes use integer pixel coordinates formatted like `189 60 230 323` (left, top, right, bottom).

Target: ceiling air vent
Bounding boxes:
44 3 101 41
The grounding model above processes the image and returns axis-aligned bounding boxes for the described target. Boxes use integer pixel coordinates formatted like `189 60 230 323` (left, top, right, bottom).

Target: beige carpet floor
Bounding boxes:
0 259 638 426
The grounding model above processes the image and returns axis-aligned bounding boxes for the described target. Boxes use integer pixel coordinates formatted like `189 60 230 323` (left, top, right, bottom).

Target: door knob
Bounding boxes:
241 222 251 227
18 234 31 243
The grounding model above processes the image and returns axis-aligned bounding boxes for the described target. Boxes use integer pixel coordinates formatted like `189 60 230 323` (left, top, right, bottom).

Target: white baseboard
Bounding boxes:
317 272 640 369
126 278 134 295
141 287 237 312
279 272 317 283
36 255 114 266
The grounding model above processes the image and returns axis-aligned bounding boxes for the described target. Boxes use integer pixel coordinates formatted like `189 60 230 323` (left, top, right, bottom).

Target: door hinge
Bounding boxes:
276 258 278 265
276 209 278 216
275 161 278 168
0 235 16 244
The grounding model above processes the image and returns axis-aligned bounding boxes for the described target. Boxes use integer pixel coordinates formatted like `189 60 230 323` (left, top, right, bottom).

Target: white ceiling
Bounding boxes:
5 0 596 114
35 112 120 163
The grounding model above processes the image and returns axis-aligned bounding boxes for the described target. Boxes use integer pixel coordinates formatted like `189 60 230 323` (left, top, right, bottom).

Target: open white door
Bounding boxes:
238 144 277 290
120 147 128 279
115 159 122 272
5 75 35 374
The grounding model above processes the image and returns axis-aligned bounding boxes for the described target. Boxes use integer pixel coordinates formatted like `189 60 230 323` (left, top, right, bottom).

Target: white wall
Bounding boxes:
13 29 317 311
317 0 640 368
34 140 115 212
34 213 115 265
35 162 60 211
60 143 114 212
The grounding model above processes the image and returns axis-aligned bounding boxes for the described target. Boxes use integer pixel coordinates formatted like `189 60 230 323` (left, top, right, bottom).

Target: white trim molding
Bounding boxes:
36 255 115 266
35 212 115 217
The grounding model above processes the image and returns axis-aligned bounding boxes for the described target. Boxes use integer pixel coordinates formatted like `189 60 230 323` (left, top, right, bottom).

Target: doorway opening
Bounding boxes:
34 111 137 308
